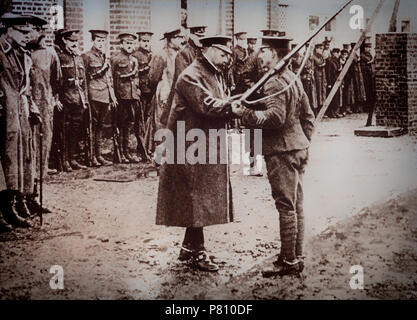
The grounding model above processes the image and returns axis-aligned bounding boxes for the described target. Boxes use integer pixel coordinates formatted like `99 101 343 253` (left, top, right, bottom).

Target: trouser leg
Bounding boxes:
182 227 205 251
265 150 308 261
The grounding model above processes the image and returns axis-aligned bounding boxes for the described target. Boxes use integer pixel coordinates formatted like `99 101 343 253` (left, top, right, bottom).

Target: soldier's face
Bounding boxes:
28 25 41 43
121 40 135 53
8 26 31 47
333 51 340 59
259 47 276 69
210 47 230 69
63 37 79 53
139 38 151 51
93 37 107 53
170 35 184 50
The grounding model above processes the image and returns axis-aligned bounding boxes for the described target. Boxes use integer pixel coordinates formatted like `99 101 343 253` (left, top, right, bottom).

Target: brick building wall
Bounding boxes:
109 0 151 53
64 0 83 48
375 33 417 135
224 0 233 37
267 0 288 31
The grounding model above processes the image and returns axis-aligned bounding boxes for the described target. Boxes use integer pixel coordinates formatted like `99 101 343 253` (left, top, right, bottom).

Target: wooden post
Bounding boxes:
388 0 401 32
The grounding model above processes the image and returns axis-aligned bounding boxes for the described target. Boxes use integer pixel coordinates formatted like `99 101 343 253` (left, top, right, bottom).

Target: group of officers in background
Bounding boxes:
0 10 375 236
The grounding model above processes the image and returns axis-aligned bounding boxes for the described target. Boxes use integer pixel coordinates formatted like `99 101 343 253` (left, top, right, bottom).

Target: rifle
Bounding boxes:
76 80 93 166
39 121 43 226
233 0 354 106
112 103 123 164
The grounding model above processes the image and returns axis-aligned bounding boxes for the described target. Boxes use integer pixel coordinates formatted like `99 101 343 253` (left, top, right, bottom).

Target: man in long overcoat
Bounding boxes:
0 13 40 228
156 36 235 272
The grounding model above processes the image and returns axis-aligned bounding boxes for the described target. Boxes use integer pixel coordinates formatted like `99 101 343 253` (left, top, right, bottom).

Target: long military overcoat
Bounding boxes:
156 55 234 228
0 38 38 194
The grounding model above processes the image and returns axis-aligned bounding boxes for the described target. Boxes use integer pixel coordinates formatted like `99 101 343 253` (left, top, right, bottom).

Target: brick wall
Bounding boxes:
375 33 417 134
224 0 233 37
64 0 83 49
10 0 57 45
109 0 151 53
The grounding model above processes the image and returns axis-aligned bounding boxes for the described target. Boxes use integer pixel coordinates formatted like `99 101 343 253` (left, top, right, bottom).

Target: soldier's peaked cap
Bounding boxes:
161 28 182 40
89 29 109 38
0 12 42 29
60 29 81 41
342 43 350 50
260 29 283 37
234 31 247 37
260 35 292 50
200 35 232 55
137 30 153 36
118 32 137 41
25 14 48 26
189 25 206 36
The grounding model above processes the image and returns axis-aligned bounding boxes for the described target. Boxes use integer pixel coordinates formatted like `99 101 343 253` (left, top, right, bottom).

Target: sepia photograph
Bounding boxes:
0 0 416 305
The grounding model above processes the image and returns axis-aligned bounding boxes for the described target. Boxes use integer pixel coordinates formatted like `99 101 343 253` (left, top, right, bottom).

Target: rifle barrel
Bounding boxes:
239 0 355 103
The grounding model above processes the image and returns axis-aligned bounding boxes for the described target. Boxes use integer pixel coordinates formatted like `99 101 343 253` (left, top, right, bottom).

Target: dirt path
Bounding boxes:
1 114 416 299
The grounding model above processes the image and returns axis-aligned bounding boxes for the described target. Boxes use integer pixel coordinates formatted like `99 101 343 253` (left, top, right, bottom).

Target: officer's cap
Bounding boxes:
315 43 324 49
342 43 350 50
341 49 348 55
89 29 109 38
234 31 247 39
161 28 182 40
200 35 233 55
189 25 206 37
260 35 292 50
61 29 81 41
137 31 153 40
118 32 137 42
0 12 38 32
331 48 340 53
260 29 283 37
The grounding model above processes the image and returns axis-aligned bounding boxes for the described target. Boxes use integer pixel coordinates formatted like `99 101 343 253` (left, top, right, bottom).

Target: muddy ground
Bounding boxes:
0 114 416 300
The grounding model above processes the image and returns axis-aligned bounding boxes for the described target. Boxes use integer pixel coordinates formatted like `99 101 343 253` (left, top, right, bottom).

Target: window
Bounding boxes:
309 15 319 31
324 16 336 31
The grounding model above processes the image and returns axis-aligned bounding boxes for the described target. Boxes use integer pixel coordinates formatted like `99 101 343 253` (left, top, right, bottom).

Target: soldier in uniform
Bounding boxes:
57 29 89 171
26 15 61 214
233 35 315 276
156 35 235 272
111 33 141 164
0 13 41 228
325 48 343 118
163 25 206 127
232 31 249 95
247 36 257 56
312 43 327 115
133 30 154 161
300 42 318 113
360 41 375 126
147 28 184 138
350 42 366 113
340 43 354 115
82 29 116 167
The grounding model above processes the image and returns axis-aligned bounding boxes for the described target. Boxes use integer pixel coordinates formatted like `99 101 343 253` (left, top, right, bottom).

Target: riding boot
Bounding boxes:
15 193 31 219
0 191 32 228
69 130 87 170
123 126 139 163
0 210 13 233
96 128 112 166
